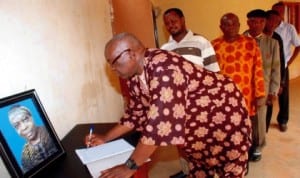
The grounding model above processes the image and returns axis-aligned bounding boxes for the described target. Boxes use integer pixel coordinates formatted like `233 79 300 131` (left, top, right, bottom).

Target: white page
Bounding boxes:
87 150 134 178
75 138 134 164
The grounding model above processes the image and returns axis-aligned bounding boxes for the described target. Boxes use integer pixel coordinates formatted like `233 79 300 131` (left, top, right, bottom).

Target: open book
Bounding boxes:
75 138 134 178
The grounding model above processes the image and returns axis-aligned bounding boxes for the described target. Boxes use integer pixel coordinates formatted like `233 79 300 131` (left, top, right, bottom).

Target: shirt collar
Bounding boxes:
169 30 193 43
244 31 264 39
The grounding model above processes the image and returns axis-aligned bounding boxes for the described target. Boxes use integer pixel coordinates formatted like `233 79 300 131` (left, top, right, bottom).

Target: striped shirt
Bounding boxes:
161 30 220 72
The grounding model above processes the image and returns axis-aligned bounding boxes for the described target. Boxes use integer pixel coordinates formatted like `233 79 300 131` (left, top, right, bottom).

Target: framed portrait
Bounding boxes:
0 89 65 178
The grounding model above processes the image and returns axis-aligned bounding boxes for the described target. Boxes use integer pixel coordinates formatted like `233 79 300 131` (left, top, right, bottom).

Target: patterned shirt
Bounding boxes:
161 30 220 72
21 127 58 173
275 21 300 67
119 48 251 175
212 35 265 116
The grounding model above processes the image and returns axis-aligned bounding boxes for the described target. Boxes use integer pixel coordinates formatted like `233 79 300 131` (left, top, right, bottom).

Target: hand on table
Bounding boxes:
99 164 136 178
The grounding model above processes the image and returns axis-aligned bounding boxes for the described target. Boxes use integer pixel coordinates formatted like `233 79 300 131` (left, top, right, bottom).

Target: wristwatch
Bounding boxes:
125 158 139 170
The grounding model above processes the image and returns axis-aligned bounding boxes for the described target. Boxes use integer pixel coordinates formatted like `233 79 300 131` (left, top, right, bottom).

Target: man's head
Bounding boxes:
265 10 281 33
219 13 240 41
272 2 285 20
105 32 145 79
246 9 267 37
8 105 38 142
163 8 186 37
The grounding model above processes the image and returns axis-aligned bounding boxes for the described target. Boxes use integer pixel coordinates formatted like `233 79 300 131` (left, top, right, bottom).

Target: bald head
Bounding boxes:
219 13 240 42
105 32 144 63
220 13 239 25
104 32 145 79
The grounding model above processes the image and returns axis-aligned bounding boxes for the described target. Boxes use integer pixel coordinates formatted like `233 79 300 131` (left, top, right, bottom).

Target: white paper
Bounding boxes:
75 138 135 178
87 150 134 178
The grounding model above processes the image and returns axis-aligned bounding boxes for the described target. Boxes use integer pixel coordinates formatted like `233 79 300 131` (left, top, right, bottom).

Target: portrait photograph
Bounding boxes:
0 89 65 178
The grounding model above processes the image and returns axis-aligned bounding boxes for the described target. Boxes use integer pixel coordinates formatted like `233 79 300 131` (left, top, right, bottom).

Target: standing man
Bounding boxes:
272 2 300 132
87 32 251 178
161 8 220 177
264 10 286 132
212 12 265 122
243 9 281 161
212 12 265 164
161 8 220 72
212 13 265 132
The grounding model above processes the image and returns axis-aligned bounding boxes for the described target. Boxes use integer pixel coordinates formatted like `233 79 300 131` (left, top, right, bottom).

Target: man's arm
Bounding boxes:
86 124 133 147
129 142 157 167
100 143 157 178
287 46 300 66
270 40 281 94
103 124 133 142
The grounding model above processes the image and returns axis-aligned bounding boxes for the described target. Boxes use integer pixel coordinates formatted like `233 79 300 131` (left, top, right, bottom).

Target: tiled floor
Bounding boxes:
148 76 300 178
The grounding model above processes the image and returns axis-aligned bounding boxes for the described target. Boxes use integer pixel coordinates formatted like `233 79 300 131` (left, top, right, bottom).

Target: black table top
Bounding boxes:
34 123 140 178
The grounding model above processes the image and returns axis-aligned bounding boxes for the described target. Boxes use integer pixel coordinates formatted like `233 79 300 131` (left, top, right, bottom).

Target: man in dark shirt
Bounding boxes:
263 10 286 132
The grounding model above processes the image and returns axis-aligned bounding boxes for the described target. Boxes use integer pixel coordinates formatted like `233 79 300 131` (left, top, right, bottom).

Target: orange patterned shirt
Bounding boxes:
212 35 265 116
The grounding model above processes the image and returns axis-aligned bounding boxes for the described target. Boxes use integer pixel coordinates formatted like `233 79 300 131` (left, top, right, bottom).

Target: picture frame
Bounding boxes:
0 89 65 178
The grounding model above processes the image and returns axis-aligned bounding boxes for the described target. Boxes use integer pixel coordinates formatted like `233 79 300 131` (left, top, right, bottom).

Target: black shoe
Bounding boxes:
170 171 187 178
250 150 261 162
279 124 287 132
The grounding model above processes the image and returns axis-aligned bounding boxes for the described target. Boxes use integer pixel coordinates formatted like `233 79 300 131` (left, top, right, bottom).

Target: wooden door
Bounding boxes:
110 0 156 102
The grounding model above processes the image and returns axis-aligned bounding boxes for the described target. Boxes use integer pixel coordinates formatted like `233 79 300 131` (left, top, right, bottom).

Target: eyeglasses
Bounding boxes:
111 49 131 66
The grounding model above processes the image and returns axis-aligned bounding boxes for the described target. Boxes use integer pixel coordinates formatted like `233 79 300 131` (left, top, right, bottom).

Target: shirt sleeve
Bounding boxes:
290 25 300 47
120 80 148 132
253 43 266 99
269 40 281 94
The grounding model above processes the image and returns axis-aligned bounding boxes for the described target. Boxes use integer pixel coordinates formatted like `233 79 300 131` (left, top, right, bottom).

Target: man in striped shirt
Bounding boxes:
161 8 220 73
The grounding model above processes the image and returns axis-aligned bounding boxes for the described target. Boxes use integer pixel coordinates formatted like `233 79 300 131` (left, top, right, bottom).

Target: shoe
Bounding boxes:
250 150 261 162
170 171 187 178
279 124 287 132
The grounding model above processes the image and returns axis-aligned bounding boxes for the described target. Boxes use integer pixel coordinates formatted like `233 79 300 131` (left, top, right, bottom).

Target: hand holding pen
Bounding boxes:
85 126 105 147
87 126 93 148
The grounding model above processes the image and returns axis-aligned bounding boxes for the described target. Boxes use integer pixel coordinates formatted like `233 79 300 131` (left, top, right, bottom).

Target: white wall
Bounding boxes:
0 1 124 176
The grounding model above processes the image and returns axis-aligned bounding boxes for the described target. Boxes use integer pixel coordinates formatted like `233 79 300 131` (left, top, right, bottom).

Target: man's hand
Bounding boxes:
255 97 265 107
99 164 136 178
278 85 284 95
266 94 276 105
84 133 105 147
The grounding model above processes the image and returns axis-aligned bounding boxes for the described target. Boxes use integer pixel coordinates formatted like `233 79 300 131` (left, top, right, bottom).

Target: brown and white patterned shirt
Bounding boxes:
120 48 251 173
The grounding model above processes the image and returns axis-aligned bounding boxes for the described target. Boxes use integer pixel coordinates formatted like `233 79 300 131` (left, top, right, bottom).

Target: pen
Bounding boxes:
87 126 93 148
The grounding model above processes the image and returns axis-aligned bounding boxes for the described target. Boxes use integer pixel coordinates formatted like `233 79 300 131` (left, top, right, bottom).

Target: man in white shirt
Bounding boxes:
161 8 220 73
272 2 300 132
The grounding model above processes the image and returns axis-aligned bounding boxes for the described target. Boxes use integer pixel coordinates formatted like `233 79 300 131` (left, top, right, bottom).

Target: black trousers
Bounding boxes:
250 115 259 148
266 68 289 132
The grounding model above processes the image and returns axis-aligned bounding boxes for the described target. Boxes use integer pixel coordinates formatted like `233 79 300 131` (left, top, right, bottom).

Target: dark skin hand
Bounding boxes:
100 164 136 178
266 94 276 105
84 124 133 147
85 133 105 147
83 124 157 178
99 142 157 178
278 85 283 95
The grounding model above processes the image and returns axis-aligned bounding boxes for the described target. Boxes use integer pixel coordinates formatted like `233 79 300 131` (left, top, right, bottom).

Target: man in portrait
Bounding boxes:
8 105 58 173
